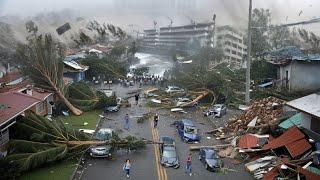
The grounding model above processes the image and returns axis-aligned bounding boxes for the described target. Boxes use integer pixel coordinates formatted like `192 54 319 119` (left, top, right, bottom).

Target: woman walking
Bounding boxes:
123 159 131 178
124 114 130 130
186 153 192 176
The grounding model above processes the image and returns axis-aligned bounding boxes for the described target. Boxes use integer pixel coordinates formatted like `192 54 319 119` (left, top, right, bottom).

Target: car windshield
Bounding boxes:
206 151 219 159
163 150 176 158
185 126 197 134
94 131 112 140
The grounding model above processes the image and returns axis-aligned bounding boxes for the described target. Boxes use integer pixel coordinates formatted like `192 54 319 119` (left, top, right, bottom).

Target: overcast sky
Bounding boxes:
1 0 320 31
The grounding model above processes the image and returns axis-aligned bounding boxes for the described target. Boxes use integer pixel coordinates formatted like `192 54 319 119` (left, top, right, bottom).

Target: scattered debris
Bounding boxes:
56 23 71 35
171 108 187 113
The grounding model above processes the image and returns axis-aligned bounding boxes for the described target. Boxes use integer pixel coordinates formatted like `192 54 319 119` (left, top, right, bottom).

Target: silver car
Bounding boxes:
89 128 113 158
203 104 227 118
165 86 184 93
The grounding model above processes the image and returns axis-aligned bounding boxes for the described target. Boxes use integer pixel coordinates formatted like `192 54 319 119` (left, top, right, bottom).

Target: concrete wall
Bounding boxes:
279 61 320 92
301 113 311 129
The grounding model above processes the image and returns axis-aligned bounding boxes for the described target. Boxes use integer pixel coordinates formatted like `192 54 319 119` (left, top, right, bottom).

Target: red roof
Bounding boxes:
285 138 312 158
238 134 258 149
263 126 305 150
0 92 40 125
0 72 22 84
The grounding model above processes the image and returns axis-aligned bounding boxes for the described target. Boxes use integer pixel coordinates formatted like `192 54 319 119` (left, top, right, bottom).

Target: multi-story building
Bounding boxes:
141 22 215 53
216 26 247 69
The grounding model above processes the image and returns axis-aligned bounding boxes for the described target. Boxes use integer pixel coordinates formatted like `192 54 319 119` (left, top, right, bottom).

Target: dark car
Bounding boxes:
203 104 227 117
159 136 180 168
174 119 200 143
89 128 113 158
199 148 223 172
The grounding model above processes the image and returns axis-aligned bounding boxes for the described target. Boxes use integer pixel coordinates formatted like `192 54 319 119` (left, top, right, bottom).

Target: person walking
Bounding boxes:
186 153 192 176
123 159 131 178
124 114 130 130
134 93 139 105
153 113 159 128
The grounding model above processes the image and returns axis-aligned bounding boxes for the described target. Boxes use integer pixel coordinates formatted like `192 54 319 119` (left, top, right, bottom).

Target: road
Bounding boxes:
80 84 253 180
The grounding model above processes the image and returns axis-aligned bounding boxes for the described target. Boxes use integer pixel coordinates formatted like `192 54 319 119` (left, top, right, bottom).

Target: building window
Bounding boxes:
232 50 237 55
0 129 9 146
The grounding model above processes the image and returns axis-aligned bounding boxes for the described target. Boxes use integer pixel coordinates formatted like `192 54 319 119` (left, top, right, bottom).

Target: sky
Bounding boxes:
1 0 320 32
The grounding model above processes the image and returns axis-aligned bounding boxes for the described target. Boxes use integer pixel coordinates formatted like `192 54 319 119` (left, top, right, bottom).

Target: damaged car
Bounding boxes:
203 104 226 117
199 148 223 172
159 136 180 168
89 128 114 158
174 119 200 143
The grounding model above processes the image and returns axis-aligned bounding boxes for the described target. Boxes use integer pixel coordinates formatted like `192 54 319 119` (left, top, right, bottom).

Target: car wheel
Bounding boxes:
206 163 210 170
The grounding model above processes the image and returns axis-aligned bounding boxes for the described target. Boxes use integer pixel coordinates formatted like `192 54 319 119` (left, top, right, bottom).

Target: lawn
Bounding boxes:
19 159 77 180
19 110 101 180
60 109 101 130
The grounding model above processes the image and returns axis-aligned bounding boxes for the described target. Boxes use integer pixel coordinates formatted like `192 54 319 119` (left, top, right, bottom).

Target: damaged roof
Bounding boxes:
238 134 258 149
63 60 88 72
263 126 311 158
286 93 320 117
263 46 320 62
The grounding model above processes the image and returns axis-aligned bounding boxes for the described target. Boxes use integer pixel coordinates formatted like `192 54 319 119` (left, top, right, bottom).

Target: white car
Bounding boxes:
176 98 198 107
89 128 114 158
165 86 184 93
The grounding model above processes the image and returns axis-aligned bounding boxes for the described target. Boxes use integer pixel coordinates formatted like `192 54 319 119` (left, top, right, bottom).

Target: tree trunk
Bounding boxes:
56 90 83 116
55 139 163 146
180 91 209 107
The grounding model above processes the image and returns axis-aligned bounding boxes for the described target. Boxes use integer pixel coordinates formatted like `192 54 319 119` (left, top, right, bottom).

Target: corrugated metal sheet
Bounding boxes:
285 138 311 158
279 113 302 129
263 126 305 150
238 134 258 149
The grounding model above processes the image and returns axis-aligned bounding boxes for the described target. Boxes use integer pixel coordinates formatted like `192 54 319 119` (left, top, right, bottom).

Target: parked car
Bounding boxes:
199 148 223 172
89 128 114 158
176 98 198 107
203 104 227 117
165 86 184 93
159 136 180 168
174 119 200 143
104 105 119 112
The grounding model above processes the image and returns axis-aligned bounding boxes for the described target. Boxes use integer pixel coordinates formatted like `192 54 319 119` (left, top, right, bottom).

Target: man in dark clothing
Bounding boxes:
134 93 139 105
153 113 159 128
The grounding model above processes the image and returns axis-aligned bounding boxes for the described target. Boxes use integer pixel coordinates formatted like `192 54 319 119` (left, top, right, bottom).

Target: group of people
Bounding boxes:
122 154 193 178
119 74 168 88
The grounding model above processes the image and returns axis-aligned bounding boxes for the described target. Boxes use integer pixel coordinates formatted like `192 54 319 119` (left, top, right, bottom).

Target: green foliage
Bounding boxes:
251 8 271 56
80 55 127 80
251 58 277 81
132 67 149 76
17 34 65 93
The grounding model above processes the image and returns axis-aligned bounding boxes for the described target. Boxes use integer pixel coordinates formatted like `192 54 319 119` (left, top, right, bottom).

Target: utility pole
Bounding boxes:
245 0 252 104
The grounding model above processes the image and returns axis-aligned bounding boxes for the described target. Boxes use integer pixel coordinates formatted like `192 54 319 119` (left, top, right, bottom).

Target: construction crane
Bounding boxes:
185 15 196 25
166 16 173 28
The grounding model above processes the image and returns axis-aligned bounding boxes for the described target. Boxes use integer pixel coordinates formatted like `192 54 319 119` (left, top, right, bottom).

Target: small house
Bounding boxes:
265 46 320 92
286 93 320 136
63 60 88 82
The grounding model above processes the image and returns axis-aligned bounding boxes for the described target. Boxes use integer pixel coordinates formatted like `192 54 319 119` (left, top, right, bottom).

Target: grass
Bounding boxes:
60 110 101 130
19 110 101 180
19 159 78 180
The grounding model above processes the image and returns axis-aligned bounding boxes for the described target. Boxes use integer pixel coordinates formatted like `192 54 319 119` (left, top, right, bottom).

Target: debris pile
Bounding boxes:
219 97 285 137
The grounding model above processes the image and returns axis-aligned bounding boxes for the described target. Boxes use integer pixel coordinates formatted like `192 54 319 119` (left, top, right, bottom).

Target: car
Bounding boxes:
104 105 119 112
174 119 200 143
89 128 114 158
176 98 198 107
159 136 180 168
203 104 227 117
199 148 223 172
165 86 184 93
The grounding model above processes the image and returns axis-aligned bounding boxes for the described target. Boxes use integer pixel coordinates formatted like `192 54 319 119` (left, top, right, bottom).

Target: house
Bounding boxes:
63 60 89 82
286 93 320 136
265 46 320 92
0 88 54 157
0 72 28 93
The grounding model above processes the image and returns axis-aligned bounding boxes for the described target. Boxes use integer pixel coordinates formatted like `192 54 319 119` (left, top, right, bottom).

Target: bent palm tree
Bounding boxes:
16 34 82 115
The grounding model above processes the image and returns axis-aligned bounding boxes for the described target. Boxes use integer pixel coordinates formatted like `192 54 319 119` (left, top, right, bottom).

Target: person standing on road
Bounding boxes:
186 153 192 176
153 113 159 128
134 93 140 105
124 114 130 130
123 159 131 178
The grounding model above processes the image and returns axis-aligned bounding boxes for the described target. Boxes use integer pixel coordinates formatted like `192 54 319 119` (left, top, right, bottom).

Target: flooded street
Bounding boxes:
131 52 174 76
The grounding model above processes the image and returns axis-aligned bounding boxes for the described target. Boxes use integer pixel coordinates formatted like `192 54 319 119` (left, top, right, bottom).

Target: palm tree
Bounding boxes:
0 112 148 177
16 34 83 115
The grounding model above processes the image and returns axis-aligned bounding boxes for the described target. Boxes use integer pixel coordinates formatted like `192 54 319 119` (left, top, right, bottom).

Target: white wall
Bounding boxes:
301 113 311 129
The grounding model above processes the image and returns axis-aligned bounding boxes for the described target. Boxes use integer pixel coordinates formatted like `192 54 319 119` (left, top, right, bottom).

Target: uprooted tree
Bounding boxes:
0 112 153 178
16 33 83 115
